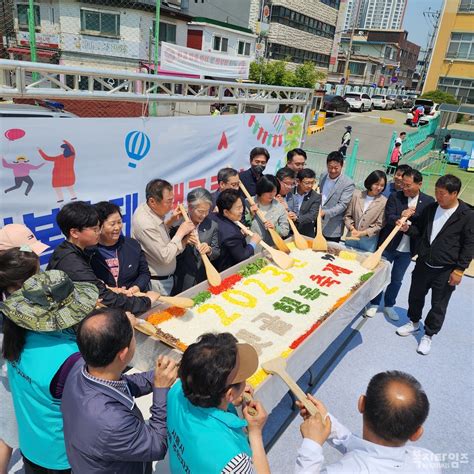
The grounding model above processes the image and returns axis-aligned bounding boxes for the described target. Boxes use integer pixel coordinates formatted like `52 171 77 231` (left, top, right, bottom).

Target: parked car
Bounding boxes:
371 94 393 110
344 92 373 112
405 99 439 126
322 94 350 117
0 102 76 118
397 95 414 108
388 95 404 109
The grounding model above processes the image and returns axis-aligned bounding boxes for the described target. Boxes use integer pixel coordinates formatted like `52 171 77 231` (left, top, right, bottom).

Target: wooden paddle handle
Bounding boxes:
179 203 206 249
279 369 318 416
235 221 272 250
239 181 268 224
378 216 408 253
287 215 299 234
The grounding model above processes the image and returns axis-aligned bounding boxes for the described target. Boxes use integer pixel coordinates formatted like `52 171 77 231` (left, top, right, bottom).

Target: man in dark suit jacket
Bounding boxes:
239 147 270 197
396 174 473 355
287 168 322 238
366 169 435 320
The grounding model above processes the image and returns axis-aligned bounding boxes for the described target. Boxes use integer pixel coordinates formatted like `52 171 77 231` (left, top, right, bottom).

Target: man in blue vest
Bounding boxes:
167 333 270 474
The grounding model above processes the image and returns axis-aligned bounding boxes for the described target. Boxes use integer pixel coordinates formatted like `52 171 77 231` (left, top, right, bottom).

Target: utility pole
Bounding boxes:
417 8 440 93
342 0 363 94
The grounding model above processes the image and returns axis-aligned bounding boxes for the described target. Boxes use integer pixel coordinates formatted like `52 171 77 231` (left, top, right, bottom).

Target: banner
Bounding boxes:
1 113 304 264
160 42 250 79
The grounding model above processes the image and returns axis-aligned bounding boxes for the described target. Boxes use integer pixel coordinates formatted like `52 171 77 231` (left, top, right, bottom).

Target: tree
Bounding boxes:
420 89 459 105
249 60 326 89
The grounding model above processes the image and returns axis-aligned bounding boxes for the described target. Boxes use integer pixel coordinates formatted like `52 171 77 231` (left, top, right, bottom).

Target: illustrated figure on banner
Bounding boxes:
38 140 78 203
284 115 304 154
2 156 45 196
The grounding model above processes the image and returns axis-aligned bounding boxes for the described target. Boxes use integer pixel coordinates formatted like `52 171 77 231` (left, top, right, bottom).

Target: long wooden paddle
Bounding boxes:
239 181 291 254
135 292 194 309
235 221 294 270
135 319 185 352
287 213 309 250
312 208 328 252
178 204 222 287
262 357 319 417
362 216 408 270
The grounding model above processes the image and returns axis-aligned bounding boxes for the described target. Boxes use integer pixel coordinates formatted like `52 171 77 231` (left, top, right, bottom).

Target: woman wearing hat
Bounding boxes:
167 333 270 474
1 270 98 473
0 224 49 474
339 126 352 157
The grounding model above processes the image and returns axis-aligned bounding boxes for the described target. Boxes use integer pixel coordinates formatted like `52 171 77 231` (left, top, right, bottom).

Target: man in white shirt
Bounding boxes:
295 371 440 474
396 174 474 355
132 179 195 295
395 131 407 155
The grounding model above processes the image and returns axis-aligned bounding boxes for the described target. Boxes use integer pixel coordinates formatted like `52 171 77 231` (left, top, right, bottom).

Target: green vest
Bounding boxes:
167 380 252 473
8 331 78 469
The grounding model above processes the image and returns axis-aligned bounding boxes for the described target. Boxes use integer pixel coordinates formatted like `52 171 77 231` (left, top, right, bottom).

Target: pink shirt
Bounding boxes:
2 159 44 177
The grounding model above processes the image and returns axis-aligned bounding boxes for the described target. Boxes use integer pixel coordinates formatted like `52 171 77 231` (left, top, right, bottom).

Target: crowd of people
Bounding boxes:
0 144 472 473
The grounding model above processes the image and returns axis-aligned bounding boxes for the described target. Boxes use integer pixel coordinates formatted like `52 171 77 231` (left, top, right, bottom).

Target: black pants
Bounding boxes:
407 262 455 337
324 236 341 243
5 176 34 195
23 456 71 474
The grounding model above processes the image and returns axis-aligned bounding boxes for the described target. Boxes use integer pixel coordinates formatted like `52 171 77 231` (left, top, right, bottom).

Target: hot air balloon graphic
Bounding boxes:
125 130 151 169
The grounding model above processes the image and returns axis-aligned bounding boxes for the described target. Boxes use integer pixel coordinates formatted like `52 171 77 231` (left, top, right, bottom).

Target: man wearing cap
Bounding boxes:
1 270 98 473
61 308 178 474
167 333 270 474
339 126 352 158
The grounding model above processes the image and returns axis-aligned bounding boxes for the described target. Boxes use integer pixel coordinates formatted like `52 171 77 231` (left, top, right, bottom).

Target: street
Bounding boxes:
304 108 413 164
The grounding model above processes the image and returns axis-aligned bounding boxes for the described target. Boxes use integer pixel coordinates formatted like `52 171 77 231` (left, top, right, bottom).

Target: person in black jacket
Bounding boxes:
396 175 474 355
239 147 270 197
47 201 160 315
214 190 261 272
90 201 151 295
287 168 321 238
365 169 434 320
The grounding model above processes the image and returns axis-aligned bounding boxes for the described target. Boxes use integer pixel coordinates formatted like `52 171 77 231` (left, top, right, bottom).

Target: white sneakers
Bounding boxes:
417 335 432 355
384 307 400 321
364 305 378 318
396 321 420 336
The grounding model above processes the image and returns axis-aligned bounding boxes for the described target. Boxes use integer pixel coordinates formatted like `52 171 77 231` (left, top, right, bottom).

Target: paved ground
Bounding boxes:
304 108 412 164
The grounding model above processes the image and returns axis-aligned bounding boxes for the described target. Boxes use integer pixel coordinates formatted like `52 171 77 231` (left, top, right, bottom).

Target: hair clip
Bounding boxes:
19 245 33 253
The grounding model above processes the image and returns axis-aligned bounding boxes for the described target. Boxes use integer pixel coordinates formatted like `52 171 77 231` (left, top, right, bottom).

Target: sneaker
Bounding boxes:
417 335 432 355
364 305 378 318
396 321 420 336
384 307 400 321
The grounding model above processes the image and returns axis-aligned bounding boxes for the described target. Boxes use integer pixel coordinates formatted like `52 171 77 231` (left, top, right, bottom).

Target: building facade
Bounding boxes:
343 0 406 31
423 0 474 104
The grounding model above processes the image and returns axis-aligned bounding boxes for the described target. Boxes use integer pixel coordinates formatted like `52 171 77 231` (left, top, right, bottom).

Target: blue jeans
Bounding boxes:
345 235 378 253
371 250 412 307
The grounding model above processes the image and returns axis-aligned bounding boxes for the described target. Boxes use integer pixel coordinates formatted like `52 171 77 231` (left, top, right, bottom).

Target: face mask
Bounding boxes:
251 164 266 175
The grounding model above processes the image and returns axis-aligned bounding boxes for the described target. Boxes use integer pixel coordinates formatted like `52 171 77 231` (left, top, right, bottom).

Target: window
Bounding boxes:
320 0 340 9
152 21 177 44
438 76 474 104
446 33 474 60
348 62 365 75
17 4 40 28
459 0 474 12
213 35 228 52
270 6 336 39
80 9 120 37
269 43 330 68
238 41 251 56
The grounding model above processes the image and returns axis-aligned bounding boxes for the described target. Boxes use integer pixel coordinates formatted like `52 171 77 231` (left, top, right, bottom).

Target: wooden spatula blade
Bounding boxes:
158 295 194 308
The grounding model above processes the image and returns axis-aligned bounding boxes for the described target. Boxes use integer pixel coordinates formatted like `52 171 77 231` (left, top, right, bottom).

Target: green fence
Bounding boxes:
385 116 440 165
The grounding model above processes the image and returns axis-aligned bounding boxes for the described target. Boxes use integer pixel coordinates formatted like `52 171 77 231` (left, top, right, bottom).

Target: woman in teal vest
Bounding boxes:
167 332 270 474
1 269 98 473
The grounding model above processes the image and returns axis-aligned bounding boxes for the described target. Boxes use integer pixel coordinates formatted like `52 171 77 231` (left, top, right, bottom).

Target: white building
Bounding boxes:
343 0 406 31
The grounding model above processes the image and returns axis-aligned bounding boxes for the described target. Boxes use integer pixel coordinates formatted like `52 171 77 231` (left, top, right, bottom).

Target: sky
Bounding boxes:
403 0 444 49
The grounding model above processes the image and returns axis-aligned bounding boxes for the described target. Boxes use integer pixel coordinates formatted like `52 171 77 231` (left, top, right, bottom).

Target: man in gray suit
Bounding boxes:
319 151 355 242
